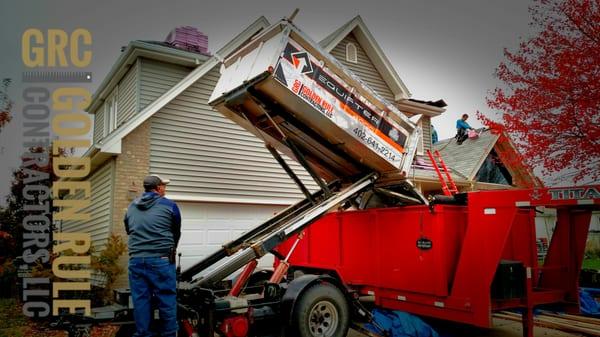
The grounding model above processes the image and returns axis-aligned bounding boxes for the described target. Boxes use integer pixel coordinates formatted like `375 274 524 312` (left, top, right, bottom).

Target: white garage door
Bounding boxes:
176 202 287 275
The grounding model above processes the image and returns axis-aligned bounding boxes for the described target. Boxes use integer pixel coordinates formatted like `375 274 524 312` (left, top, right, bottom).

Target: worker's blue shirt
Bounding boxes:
124 192 181 257
456 119 471 130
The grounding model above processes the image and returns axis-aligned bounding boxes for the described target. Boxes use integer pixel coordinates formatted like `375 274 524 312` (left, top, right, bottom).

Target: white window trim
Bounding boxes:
346 42 358 63
102 103 109 138
103 85 119 137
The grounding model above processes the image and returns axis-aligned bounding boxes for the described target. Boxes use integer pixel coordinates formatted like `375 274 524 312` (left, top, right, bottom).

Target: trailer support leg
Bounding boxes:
522 266 534 337
522 307 534 337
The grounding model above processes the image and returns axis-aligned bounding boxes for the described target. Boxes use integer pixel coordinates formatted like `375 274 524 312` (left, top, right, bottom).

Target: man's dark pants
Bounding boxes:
129 256 177 337
456 128 468 144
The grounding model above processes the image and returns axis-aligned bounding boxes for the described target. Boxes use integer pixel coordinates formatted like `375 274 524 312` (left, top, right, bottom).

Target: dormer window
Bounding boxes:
346 42 357 63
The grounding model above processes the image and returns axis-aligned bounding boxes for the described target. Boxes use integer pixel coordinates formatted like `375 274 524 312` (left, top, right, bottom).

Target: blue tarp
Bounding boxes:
362 289 598 336
365 308 440 337
580 288 600 316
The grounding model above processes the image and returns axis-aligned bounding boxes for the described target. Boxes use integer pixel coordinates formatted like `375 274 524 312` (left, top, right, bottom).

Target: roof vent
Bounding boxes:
165 26 208 54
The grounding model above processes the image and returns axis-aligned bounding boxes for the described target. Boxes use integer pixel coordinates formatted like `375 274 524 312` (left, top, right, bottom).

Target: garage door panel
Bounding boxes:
177 202 285 274
179 230 205 246
202 219 254 230
207 230 230 245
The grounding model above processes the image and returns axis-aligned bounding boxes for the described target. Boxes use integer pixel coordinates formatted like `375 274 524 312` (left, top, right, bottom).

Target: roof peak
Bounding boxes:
319 15 411 100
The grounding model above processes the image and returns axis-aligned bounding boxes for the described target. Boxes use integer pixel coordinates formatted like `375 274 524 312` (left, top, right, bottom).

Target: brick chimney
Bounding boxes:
165 26 208 54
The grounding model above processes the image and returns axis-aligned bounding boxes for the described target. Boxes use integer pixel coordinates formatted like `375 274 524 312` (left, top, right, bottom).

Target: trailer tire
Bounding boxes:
292 282 349 337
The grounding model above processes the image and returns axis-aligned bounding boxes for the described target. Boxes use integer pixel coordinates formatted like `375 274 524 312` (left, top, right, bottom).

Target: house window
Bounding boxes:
103 86 118 137
346 43 357 63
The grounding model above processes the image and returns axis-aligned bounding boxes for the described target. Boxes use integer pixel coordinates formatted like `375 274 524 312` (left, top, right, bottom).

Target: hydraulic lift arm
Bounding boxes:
190 173 378 287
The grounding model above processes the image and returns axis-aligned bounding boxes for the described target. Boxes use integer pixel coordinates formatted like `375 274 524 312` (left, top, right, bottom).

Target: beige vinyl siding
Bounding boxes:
60 160 115 252
116 61 138 126
149 65 318 204
330 34 395 102
422 116 432 151
139 58 193 110
93 108 105 144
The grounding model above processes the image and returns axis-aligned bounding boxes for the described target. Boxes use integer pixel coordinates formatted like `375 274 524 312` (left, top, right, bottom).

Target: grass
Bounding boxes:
0 298 29 337
0 298 118 337
583 258 600 271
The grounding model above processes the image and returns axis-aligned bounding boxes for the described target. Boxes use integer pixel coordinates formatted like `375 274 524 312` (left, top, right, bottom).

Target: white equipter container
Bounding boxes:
209 19 420 182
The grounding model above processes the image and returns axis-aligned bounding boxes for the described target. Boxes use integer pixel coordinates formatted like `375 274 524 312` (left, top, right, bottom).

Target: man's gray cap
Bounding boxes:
143 174 170 190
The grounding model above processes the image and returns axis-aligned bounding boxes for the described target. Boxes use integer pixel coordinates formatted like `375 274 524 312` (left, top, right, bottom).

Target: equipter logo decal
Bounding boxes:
291 51 313 75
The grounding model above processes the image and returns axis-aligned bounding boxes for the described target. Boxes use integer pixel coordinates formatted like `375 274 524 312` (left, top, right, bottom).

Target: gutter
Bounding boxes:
397 99 445 117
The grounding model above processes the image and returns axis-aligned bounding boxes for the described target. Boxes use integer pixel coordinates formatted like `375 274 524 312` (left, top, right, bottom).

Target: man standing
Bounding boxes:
455 113 474 145
124 174 181 337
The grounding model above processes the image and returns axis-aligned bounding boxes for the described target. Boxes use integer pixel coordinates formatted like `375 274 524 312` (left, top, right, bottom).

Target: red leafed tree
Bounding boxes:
481 0 600 184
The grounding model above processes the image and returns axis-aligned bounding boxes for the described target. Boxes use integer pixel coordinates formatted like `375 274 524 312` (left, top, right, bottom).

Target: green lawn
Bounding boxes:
0 298 28 337
583 258 600 270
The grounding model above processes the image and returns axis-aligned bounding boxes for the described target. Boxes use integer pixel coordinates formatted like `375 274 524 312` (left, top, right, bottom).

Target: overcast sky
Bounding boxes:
0 0 533 201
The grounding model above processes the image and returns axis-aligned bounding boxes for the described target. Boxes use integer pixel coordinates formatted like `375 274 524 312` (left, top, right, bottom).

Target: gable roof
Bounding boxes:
434 129 499 181
432 128 541 187
96 16 270 154
320 16 411 101
88 40 211 114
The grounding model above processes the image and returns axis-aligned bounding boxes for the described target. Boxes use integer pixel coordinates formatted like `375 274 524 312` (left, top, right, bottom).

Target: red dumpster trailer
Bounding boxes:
279 186 599 336
202 16 599 337
200 17 599 337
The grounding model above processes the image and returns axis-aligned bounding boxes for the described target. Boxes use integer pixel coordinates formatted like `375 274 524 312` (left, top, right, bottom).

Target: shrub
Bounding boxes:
29 234 127 306
585 236 600 259
91 234 127 305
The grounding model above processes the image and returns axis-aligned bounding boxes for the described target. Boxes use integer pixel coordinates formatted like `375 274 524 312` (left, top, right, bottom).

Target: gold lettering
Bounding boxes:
54 199 90 221
52 256 91 279
53 181 90 200
70 29 92 68
52 300 91 316
47 29 68 67
53 157 90 178
53 139 90 155
54 233 91 254
52 113 91 136
53 282 90 297
22 28 44 67
52 87 91 111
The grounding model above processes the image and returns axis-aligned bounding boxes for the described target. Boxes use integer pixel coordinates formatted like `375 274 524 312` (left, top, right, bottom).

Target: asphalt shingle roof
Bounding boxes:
433 129 499 180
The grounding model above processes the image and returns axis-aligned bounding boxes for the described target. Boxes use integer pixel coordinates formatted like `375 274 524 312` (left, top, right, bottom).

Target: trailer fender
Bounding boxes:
280 274 347 326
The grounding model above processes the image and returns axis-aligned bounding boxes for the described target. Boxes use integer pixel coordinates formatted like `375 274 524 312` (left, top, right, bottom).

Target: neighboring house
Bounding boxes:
61 15 538 287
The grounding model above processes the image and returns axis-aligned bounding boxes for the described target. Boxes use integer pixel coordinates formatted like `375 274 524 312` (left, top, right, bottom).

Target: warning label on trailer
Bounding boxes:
273 41 409 167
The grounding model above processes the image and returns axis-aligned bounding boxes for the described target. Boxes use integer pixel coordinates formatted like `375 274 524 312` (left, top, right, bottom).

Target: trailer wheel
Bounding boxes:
292 282 349 337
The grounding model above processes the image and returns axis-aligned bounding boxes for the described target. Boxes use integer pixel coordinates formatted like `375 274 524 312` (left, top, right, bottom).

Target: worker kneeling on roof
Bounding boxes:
455 113 474 145
124 174 182 337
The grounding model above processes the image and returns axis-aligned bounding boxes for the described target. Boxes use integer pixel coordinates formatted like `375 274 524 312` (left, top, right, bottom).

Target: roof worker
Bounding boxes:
124 174 181 337
455 113 474 145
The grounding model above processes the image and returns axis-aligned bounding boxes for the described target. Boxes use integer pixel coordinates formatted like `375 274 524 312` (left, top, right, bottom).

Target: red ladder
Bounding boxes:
426 149 458 196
